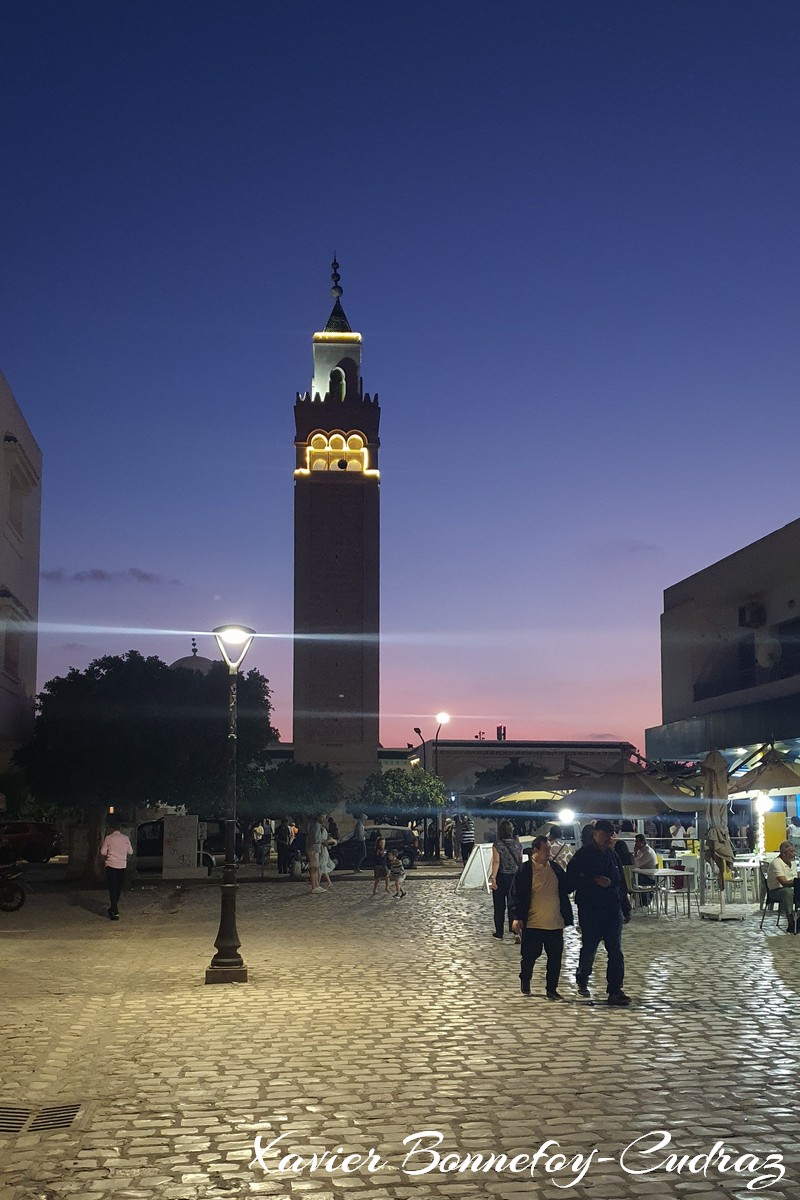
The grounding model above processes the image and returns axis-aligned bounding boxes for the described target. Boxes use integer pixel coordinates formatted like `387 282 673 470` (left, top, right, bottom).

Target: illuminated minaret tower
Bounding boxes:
292 260 380 786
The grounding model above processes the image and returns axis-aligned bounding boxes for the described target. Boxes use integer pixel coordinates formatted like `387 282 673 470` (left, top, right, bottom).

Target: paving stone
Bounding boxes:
1 882 798 1200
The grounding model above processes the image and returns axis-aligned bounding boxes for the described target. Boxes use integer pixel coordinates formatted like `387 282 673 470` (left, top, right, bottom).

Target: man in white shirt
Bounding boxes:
632 833 658 907
766 842 799 933
99 817 133 921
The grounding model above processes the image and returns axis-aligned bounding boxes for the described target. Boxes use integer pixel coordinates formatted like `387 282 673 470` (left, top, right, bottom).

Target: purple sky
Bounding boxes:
3 1 800 753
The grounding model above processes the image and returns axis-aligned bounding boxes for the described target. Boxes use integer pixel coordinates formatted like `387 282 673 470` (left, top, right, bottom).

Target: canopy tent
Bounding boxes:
562 756 696 820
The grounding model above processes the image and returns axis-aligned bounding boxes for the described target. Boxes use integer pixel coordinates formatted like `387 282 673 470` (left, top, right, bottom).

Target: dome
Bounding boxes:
170 638 214 675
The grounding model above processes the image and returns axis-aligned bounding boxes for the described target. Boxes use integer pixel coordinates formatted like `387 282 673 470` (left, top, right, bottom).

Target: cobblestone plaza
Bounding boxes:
2 875 799 1200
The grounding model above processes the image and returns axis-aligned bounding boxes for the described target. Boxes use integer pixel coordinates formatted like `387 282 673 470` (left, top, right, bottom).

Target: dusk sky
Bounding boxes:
3 1 800 753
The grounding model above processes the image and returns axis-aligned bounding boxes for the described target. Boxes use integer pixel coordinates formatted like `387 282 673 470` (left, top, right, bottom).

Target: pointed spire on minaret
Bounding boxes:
324 254 352 333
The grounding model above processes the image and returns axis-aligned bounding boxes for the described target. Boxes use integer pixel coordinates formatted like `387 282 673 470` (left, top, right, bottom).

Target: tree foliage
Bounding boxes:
466 756 551 816
354 767 447 821
15 651 280 819
254 761 343 820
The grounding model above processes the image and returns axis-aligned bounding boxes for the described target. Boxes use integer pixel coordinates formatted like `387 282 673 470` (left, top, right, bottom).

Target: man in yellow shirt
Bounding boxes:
509 836 574 1000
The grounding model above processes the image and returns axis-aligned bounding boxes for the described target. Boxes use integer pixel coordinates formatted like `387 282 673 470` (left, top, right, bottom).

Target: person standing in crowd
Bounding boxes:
489 819 523 941
275 817 292 875
372 837 390 895
99 816 133 921
306 813 326 894
318 824 336 892
509 836 574 999
443 816 454 859
251 820 265 864
459 813 475 864
327 813 339 841
352 814 367 873
580 823 596 848
261 819 273 864
669 817 687 851
548 825 572 867
566 819 632 1006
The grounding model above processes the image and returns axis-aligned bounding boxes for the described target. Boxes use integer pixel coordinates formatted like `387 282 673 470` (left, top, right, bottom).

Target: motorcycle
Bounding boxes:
0 862 25 911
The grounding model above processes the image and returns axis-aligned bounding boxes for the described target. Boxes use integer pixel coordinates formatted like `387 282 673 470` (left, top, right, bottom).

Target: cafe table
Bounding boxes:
632 867 697 917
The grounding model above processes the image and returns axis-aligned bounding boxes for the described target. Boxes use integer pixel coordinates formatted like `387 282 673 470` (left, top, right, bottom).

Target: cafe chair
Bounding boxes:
759 866 786 930
623 866 659 915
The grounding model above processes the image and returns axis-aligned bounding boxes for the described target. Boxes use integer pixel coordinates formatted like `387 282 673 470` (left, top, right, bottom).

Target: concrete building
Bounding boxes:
411 739 636 793
646 518 800 761
0 372 42 768
292 262 380 788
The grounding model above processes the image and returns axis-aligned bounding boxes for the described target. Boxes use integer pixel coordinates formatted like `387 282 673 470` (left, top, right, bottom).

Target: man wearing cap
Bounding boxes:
565 818 632 1006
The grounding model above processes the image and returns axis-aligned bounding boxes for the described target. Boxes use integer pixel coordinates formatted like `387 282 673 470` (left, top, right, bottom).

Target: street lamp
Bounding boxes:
413 727 427 771
205 624 255 985
434 712 450 777
431 712 450 861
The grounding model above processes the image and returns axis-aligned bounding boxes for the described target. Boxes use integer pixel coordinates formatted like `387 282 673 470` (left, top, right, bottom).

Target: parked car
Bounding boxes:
330 824 418 871
135 817 243 873
0 821 61 864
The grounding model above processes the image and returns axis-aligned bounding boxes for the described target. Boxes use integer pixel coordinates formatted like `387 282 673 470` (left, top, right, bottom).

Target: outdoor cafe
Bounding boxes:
483 748 800 923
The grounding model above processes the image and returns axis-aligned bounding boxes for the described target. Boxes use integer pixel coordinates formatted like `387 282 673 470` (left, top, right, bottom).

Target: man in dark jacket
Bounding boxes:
508 836 574 1000
565 818 632 1007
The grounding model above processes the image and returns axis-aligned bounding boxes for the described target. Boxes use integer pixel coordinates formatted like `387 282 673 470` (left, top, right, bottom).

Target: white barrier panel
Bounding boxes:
455 842 493 893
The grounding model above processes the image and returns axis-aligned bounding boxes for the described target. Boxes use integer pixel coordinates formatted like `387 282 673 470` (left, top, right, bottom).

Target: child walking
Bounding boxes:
372 837 389 895
387 850 406 899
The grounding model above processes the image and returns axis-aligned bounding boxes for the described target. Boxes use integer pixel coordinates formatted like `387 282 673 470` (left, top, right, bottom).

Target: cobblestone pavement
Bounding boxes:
1 875 800 1200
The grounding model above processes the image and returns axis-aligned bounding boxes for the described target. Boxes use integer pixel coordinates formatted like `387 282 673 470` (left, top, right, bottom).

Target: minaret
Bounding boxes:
292 260 380 788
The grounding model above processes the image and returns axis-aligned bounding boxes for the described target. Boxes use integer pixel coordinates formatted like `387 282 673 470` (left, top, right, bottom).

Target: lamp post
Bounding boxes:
205 624 255 985
432 712 450 861
434 712 450 777
413 727 427 771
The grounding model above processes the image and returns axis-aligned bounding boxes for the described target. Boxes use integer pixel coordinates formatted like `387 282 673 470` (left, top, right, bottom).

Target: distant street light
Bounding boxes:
205 624 255 985
413 727 427 770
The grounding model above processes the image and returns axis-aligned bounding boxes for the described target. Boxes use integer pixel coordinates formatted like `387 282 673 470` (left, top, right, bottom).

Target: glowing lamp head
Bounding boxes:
213 625 256 672
755 792 774 815
558 808 575 825
435 712 450 726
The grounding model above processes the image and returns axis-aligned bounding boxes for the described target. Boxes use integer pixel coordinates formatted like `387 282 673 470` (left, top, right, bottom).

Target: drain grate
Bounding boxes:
0 1107 31 1133
28 1104 81 1131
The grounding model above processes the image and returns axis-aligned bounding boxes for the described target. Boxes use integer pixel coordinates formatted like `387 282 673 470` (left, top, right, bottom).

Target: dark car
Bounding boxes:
331 824 418 871
0 821 61 864
136 817 243 873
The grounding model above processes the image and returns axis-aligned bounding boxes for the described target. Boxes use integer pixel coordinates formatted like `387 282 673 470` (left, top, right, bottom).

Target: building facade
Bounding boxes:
292 263 380 788
646 518 800 761
0 372 42 768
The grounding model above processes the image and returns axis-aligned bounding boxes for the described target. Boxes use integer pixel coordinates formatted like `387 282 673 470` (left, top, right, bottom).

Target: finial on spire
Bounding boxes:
331 254 343 299
191 637 198 657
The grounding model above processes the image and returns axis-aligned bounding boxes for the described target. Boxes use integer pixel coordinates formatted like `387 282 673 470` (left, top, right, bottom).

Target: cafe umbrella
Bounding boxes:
699 748 736 918
728 747 800 855
562 756 695 821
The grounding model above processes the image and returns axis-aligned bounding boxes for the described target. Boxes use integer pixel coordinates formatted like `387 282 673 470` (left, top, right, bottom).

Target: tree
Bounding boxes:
15 651 280 874
354 767 447 822
254 761 343 821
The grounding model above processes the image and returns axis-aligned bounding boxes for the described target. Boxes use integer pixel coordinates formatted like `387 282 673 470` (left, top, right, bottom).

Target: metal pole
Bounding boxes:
432 723 443 860
205 667 248 983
